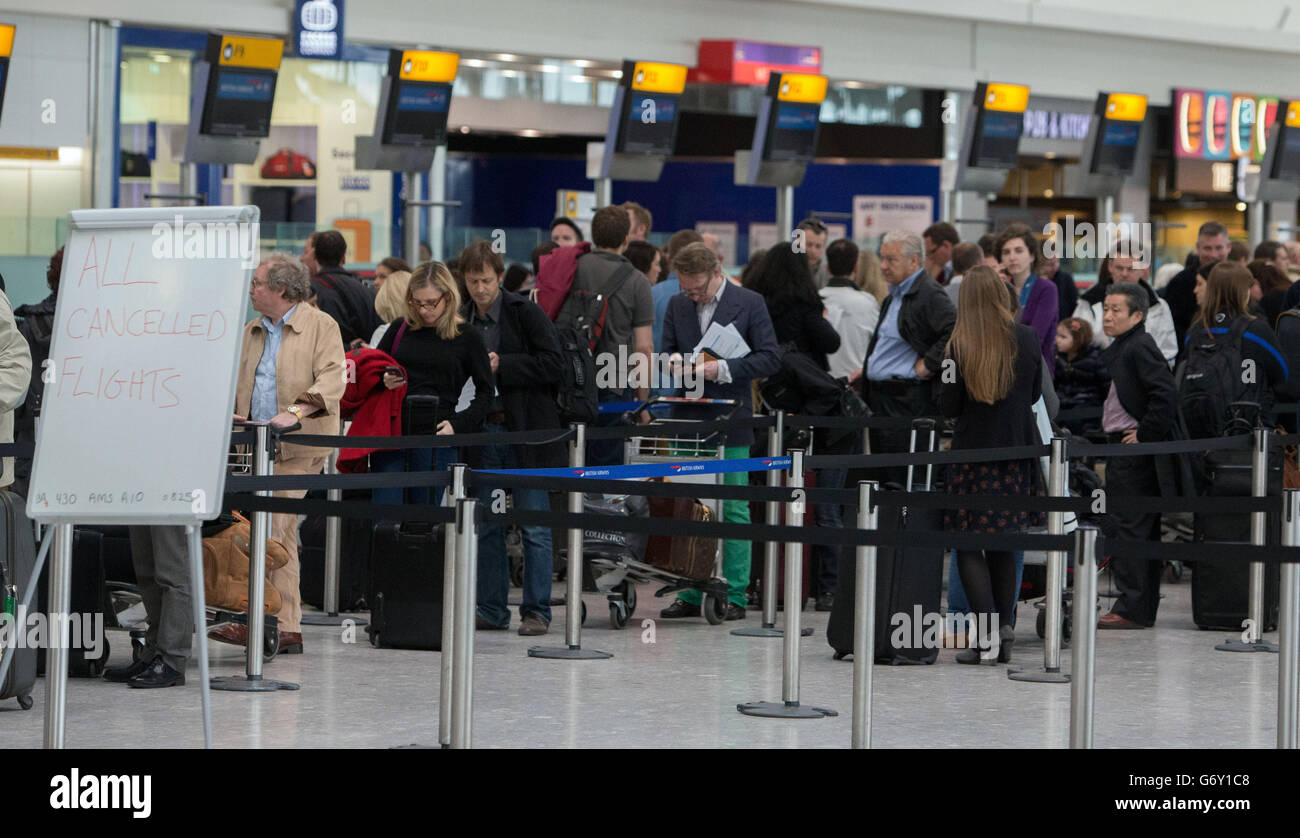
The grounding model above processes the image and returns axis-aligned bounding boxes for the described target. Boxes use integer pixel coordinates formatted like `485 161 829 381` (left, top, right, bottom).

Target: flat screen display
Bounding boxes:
381 80 452 146
1091 120 1141 176
201 68 277 138
971 109 1022 169
1272 125 1300 184
765 102 820 162
618 94 678 155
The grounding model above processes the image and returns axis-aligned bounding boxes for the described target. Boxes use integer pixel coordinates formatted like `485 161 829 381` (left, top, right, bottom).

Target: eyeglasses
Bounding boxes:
412 296 445 311
249 278 267 288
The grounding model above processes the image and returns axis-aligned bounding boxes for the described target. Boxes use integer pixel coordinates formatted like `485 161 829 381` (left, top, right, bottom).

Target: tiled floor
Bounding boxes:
0 573 1288 748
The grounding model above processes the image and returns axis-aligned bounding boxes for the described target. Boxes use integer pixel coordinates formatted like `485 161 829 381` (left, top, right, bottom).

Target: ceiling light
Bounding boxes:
1044 188 1055 198
571 59 594 68
460 125 471 134
498 70 520 78
495 53 519 62
152 53 172 63
1236 201 1248 211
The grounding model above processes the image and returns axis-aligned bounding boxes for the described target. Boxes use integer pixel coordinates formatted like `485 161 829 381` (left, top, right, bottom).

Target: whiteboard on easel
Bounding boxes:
27 206 259 525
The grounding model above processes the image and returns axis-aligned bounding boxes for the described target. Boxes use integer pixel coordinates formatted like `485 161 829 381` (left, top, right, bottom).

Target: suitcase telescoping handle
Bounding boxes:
906 418 937 493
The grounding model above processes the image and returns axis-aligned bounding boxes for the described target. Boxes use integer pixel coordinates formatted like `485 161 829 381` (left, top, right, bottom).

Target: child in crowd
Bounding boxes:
1054 317 1110 436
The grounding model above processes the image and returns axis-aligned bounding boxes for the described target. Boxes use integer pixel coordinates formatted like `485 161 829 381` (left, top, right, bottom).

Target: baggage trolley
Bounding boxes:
584 398 740 628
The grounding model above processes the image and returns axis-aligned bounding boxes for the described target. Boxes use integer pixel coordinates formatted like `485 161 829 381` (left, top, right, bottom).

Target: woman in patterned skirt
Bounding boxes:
941 266 1046 664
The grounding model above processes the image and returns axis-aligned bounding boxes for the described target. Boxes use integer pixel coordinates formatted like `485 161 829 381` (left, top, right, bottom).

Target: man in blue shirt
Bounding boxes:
858 230 955 485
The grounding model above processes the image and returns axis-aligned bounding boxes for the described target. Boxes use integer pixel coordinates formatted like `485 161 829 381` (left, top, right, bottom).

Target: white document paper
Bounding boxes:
693 321 750 360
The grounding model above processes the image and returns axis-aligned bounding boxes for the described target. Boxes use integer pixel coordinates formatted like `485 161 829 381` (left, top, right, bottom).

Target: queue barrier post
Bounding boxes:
41 524 73 748
851 481 879 749
212 423 300 692
1278 489 1300 748
301 447 367 627
440 464 468 748
449 498 478 749
528 423 612 660
738 449 837 719
1069 526 1100 749
1009 436 1071 684
733 410 809 639
1217 427 1279 653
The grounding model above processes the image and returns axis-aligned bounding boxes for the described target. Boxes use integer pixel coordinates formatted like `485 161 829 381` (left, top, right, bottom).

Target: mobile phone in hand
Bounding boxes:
384 365 406 380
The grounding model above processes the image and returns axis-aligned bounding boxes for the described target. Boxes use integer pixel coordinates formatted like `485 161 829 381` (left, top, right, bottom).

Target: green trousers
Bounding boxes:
679 445 751 608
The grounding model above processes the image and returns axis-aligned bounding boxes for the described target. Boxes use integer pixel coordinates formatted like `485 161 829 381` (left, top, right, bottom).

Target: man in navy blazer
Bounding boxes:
657 243 780 621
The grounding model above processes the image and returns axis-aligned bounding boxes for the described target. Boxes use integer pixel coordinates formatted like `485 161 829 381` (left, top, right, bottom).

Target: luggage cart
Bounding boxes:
585 398 740 628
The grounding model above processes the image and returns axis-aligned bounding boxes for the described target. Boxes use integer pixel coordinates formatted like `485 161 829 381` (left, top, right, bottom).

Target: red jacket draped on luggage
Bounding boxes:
338 347 406 473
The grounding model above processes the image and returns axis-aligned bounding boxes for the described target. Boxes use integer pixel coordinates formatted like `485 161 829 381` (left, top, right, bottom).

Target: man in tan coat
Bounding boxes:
210 252 344 654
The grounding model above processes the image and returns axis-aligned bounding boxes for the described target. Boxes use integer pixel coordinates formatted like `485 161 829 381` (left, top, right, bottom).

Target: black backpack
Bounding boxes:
1177 316 1255 439
554 257 635 354
553 324 599 426
549 256 636 426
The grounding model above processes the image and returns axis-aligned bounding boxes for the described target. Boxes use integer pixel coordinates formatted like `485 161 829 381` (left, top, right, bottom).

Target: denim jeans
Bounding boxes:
476 425 553 626
812 466 847 597
370 445 458 513
947 549 1024 628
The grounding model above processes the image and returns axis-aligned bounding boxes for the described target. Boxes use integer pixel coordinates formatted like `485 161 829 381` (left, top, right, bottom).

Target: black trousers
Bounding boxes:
865 381 934 488
1105 453 1164 626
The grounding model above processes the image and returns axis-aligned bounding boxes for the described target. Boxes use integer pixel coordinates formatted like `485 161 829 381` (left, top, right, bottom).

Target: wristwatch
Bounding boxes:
287 404 304 420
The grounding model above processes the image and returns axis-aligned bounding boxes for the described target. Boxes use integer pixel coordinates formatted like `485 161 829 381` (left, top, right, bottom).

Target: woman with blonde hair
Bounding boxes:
941 265 1045 665
369 269 411 346
371 261 493 511
854 248 887 303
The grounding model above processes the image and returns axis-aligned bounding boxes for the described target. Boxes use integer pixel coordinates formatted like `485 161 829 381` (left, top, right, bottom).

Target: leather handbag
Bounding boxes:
644 495 718 580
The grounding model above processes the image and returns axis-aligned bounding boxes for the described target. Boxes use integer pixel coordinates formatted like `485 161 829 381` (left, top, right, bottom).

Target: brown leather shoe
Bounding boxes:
517 614 549 636
208 623 248 646
1097 612 1144 630
279 631 303 654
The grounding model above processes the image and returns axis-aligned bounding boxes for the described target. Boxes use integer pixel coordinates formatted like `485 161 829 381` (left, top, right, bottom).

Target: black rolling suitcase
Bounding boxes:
1191 447 1281 632
367 522 446 650
0 492 37 708
36 528 113 677
300 489 374 612
828 420 944 664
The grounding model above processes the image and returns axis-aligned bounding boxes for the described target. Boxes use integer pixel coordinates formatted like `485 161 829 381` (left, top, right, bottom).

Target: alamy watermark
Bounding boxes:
0 607 106 659
594 347 705 399
150 215 261 269
890 606 999 651
1041 217 1152 269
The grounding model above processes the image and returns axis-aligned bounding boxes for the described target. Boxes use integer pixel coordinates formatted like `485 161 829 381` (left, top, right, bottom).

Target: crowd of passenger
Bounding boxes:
9 209 1299 685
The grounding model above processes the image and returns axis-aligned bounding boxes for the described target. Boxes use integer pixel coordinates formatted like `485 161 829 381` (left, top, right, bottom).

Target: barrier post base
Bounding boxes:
1006 668 1070 683
210 675 300 692
390 744 441 749
730 625 814 638
300 613 368 627
736 700 837 719
527 645 614 660
1215 638 1280 653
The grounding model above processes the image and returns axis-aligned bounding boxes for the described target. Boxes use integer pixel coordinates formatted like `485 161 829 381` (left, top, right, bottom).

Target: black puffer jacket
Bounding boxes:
1054 344 1110 411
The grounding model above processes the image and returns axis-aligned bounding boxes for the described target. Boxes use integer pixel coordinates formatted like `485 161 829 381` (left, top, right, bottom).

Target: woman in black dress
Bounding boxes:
942 266 1045 664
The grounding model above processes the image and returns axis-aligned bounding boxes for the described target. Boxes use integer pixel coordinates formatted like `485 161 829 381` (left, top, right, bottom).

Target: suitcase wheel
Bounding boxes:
609 601 629 629
263 626 280 661
1034 608 1072 641
704 594 727 626
17 694 33 710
